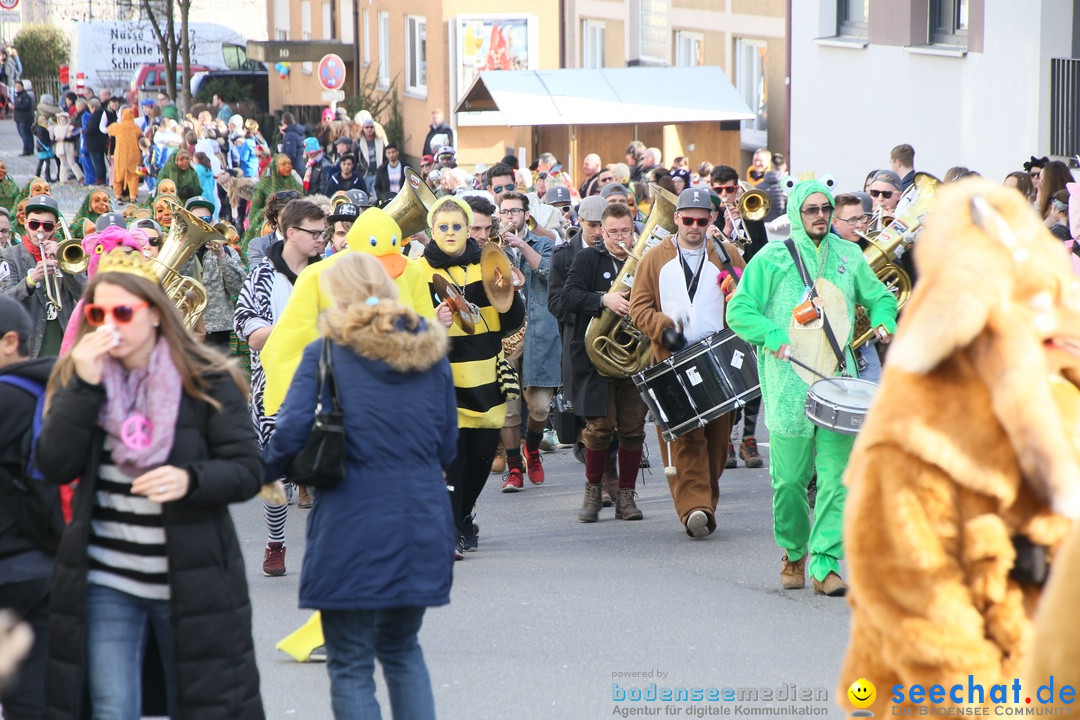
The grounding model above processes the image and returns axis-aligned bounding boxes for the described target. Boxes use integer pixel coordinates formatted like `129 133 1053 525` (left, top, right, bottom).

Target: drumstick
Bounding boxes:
787 355 848 391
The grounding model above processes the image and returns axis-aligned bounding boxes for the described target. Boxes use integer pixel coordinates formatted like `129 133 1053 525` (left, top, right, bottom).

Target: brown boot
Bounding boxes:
601 452 617 507
739 438 763 469
578 483 603 523
297 486 312 508
614 487 643 520
490 442 506 474
813 571 848 597
780 553 806 590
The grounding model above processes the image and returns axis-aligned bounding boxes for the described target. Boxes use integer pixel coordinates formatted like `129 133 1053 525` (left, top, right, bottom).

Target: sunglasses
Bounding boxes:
27 219 56 232
274 190 301 201
712 186 738 195
679 217 711 227
145 234 162 247
84 301 149 326
491 183 515 195
437 223 464 233
801 204 834 217
868 189 894 199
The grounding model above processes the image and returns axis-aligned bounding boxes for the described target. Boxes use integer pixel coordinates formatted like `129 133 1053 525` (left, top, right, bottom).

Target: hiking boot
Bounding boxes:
297 486 313 508
601 454 617 508
813 572 848 597
739 438 763 469
523 444 545 485
615 488 643 520
686 510 711 538
578 483 603 523
808 475 818 510
726 443 737 469
491 442 506 474
263 542 286 577
780 553 806 590
501 467 524 493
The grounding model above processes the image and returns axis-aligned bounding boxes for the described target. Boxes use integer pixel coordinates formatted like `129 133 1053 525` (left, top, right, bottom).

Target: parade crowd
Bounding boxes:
0 80 1076 719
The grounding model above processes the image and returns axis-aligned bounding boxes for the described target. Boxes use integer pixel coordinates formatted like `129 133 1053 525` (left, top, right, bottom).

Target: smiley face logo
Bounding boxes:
847 678 876 709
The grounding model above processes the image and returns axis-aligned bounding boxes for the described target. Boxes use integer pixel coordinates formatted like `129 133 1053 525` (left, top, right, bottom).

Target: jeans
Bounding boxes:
15 119 32 154
322 607 435 720
857 344 882 383
0 577 51 720
86 583 179 720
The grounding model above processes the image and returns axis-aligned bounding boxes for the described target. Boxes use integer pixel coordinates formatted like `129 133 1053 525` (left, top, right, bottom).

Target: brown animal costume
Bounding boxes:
838 179 1080 714
107 107 143 202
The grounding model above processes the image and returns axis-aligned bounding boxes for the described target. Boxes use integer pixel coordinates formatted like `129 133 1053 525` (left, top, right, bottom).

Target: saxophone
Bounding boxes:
584 185 679 377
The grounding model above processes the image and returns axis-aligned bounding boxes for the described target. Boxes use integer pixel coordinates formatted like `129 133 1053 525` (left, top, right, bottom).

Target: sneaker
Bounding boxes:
455 536 465 561
578 483 603 523
686 510 710 538
808 475 818 510
297 485 313 508
780 553 806 590
308 645 327 662
540 428 558 451
263 542 286 577
726 443 737 469
491 442 506 474
522 444 544 485
501 467 524 492
739 438 763 469
463 515 479 552
813 571 848 597
615 487 644 520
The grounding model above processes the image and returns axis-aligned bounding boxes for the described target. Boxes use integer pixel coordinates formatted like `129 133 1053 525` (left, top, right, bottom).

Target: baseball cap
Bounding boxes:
25 194 59 217
0 295 31 349
185 196 215 214
95 211 128 232
474 162 490 175
437 145 455 156
328 202 361 224
344 189 370 208
677 187 715 211
140 98 154 107
601 183 629 200
870 169 902 190
544 186 572 205
334 136 353 148
304 137 321 153
421 155 434 165
577 196 607 223
851 191 873 214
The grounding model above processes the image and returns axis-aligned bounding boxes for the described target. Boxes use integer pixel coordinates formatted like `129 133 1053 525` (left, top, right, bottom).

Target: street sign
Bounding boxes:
321 90 345 102
0 0 19 21
317 53 346 91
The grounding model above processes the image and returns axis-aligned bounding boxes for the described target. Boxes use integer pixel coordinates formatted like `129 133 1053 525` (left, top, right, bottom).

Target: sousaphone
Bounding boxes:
383 167 437 238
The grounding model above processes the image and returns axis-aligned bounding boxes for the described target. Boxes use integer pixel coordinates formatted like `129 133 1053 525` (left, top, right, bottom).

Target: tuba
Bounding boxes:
383 168 437 238
585 185 679 377
151 201 221 330
852 172 940 349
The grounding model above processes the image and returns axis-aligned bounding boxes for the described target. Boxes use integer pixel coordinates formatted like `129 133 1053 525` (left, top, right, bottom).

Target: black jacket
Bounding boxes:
561 244 624 417
305 154 334 196
84 107 107 152
423 121 454 157
374 161 410 197
325 170 365 196
12 89 33 123
0 357 55 577
39 371 266 720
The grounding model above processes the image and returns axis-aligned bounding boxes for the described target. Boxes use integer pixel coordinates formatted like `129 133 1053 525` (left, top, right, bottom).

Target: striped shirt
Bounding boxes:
87 437 170 600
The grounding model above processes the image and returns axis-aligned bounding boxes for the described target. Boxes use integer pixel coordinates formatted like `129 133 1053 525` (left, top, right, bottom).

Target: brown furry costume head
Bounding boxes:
888 178 1080 517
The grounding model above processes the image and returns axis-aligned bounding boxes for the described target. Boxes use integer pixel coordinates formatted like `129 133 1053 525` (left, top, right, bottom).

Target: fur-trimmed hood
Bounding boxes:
323 314 449 375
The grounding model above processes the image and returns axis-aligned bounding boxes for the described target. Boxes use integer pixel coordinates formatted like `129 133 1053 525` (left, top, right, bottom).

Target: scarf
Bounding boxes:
98 337 183 476
24 236 42 262
423 237 482 269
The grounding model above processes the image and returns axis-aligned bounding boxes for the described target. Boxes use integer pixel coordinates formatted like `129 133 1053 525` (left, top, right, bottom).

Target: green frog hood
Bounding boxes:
786 178 837 250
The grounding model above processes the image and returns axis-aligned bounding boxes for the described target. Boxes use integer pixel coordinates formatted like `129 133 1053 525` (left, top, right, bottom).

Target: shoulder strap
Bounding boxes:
318 339 343 413
781 240 848 373
710 239 740 285
783 238 813 290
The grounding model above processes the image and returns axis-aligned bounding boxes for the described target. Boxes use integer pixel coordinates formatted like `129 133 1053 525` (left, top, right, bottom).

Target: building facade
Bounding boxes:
790 0 1076 191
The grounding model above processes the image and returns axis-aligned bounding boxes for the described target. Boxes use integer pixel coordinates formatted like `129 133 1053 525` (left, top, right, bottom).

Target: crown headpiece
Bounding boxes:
95 249 158 284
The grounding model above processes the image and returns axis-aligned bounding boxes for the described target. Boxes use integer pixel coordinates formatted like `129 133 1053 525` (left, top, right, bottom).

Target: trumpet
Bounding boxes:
721 188 770 248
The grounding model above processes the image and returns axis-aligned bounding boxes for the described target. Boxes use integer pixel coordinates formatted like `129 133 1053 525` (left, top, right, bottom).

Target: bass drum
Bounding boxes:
632 329 760 442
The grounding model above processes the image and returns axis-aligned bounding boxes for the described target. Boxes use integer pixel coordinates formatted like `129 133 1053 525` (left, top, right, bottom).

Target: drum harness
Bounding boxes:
784 239 847 375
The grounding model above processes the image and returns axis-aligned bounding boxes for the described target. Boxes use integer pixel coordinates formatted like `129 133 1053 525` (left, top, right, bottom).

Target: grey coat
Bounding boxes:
181 247 245 333
0 244 85 357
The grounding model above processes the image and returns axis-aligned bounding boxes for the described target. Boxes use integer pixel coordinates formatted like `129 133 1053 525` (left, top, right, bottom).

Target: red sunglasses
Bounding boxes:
84 301 149 326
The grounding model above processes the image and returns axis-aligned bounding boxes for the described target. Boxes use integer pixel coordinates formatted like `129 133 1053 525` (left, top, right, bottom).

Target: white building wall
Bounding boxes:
790 1 1074 192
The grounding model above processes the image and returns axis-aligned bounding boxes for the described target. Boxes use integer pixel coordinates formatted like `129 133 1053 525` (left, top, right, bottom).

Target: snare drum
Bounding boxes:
633 329 761 442
804 377 879 435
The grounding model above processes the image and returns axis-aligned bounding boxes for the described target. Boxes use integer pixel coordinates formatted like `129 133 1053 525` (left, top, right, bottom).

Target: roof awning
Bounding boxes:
454 67 754 126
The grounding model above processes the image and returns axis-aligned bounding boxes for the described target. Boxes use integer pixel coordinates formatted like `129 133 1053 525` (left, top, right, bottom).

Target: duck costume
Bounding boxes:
726 177 897 589
260 207 434 415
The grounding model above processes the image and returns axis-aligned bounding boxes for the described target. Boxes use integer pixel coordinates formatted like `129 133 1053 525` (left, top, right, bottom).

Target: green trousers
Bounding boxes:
769 430 856 581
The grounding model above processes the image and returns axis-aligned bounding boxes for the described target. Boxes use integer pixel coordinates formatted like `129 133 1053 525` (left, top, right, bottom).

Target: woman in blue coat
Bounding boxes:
266 251 457 720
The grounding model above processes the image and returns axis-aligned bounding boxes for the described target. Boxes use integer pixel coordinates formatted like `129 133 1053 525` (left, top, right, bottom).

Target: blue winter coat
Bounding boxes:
281 123 306 174
265 318 458 610
514 230 562 387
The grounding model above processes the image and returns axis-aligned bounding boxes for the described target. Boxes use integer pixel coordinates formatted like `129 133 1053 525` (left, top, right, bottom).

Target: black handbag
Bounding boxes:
288 338 347 490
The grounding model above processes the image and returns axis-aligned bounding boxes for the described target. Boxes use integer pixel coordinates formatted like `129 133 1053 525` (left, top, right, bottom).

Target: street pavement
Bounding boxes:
0 118 854 719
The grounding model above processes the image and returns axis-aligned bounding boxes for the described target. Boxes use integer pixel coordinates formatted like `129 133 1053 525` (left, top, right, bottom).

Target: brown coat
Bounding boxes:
837 179 1080 714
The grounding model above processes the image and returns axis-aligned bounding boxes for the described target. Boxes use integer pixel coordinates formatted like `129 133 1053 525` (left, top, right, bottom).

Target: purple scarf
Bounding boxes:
98 337 183 476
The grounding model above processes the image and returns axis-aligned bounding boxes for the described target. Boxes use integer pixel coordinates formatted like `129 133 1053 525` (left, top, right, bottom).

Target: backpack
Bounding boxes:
0 374 65 554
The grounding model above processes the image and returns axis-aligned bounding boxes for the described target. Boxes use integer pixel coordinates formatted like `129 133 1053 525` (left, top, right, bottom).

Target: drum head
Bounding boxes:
810 377 877 410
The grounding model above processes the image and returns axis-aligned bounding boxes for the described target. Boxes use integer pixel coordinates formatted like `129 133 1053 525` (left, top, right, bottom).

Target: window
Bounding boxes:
735 38 768 147
582 20 605 69
378 12 390 88
930 0 969 45
322 2 332 40
361 9 370 65
301 1 312 74
631 0 670 65
342 2 354 44
674 30 703 67
273 0 289 38
837 0 868 38
405 15 426 96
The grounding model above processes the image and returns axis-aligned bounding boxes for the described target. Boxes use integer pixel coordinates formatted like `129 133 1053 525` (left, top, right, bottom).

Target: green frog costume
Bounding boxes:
726 178 898 584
